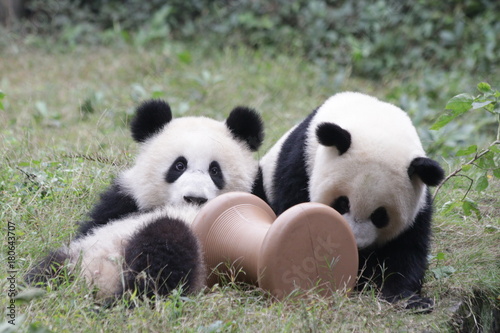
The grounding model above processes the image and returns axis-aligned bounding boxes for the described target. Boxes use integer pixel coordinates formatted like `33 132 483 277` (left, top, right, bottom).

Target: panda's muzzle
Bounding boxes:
184 196 208 205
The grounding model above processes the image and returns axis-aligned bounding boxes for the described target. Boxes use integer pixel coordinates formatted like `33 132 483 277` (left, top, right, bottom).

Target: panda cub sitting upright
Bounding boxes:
257 92 444 310
78 100 263 237
27 100 264 300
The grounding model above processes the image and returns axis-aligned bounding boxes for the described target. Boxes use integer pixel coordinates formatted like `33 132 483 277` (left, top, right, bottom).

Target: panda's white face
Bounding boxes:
119 117 259 210
306 92 430 249
309 150 427 249
164 155 223 206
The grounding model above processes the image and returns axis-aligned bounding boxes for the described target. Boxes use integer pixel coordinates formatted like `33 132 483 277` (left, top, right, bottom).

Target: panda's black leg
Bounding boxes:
25 249 70 286
380 289 434 312
76 181 139 238
357 266 434 313
122 217 205 298
357 256 435 312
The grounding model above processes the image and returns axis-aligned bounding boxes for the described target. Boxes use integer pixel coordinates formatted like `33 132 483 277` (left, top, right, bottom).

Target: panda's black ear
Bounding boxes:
226 107 264 151
316 122 351 155
408 157 445 186
130 100 173 143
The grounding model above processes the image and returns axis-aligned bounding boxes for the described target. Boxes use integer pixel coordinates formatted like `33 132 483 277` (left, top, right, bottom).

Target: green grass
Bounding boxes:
1 42 499 332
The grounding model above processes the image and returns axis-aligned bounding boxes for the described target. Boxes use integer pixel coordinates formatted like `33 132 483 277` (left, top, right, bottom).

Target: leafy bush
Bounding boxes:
16 0 500 78
432 82 500 218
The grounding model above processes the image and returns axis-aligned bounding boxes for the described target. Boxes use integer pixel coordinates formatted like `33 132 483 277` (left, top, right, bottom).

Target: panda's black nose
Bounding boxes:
184 196 208 205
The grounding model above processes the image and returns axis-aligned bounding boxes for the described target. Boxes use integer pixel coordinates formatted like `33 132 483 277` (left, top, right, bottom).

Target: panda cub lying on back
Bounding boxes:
256 92 444 310
27 100 264 300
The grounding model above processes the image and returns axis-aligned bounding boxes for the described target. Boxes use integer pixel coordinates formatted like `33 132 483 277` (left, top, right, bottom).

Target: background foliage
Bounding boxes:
16 0 500 78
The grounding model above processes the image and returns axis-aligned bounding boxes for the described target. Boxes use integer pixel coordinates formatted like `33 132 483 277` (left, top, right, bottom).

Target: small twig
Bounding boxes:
63 153 120 166
459 174 474 201
496 114 500 142
16 167 38 185
433 140 500 201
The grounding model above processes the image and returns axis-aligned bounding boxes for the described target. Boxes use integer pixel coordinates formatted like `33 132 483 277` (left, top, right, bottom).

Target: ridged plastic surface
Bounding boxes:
192 192 358 299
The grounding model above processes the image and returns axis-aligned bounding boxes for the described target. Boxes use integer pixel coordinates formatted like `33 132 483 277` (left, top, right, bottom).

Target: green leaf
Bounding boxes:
430 94 474 130
441 200 460 215
486 104 499 114
493 169 500 179
435 252 446 261
477 151 496 168
456 145 477 156
431 265 456 279
430 114 454 130
477 82 492 93
475 175 489 191
462 201 472 216
472 100 493 110
462 200 481 219
445 93 474 112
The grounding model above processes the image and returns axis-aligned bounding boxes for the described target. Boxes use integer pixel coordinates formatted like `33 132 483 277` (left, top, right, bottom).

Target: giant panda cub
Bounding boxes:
257 92 444 310
27 99 264 301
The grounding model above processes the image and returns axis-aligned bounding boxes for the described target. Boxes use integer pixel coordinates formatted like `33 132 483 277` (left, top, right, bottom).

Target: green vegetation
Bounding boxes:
432 83 500 220
1 1 499 332
17 0 500 78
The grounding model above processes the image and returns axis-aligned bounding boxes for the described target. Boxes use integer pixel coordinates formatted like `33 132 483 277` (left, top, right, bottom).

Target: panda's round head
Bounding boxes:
119 100 264 210
307 92 444 249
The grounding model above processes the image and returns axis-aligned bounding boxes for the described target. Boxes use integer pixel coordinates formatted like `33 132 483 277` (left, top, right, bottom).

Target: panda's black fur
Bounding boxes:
356 191 434 305
77 182 139 237
256 92 444 311
27 99 264 301
120 211 204 297
267 109 318 215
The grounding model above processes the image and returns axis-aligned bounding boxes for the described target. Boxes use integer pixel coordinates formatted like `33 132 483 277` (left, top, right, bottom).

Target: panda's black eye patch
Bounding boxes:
332 196 350 215
209 161 225 190
166 156 188 183
370 207 389 229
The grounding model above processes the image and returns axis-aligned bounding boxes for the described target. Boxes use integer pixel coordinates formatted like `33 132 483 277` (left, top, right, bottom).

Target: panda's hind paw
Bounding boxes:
402 294 434 313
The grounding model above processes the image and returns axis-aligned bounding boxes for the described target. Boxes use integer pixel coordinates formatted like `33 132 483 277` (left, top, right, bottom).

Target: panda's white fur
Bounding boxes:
120 116 259 210
27 100 265 300
256 92 444 309
306 93 428 248
61 204 201 299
